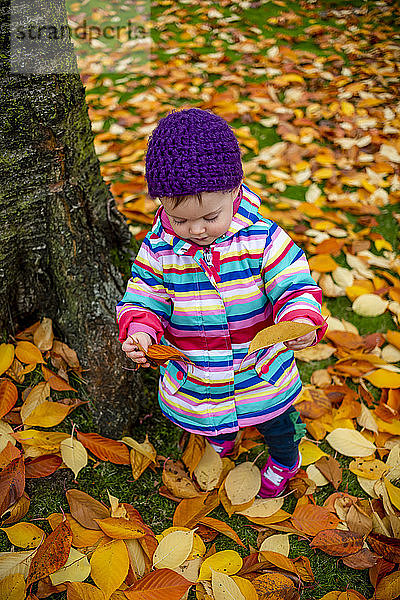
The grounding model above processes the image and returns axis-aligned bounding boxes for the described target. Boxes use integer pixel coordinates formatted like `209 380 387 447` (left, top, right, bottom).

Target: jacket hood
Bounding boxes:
149 183 263 256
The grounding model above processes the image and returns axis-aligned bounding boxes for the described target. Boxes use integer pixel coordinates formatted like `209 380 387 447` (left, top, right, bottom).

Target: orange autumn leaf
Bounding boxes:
124 568 192 600
292 503 340 536
313 238 345 256
76 431 130 465
41 365 77 392
199 516 246 548
252 572 296 597
132 340 192 367
310 529 364 557
95 517 146 540
173 491 219 528
0 379 18 419
308 254 338 273
27 519 73 587
15 341 45 365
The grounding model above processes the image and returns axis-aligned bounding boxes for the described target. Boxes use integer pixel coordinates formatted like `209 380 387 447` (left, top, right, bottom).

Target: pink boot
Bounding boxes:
208 439 235 457
259 453 301 498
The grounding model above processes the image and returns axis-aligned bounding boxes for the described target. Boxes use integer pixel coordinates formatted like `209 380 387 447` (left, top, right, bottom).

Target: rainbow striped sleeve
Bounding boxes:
262 221 327 345
116 235 171 341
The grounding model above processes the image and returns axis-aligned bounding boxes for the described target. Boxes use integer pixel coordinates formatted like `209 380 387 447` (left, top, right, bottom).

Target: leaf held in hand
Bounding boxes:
248 322 321 355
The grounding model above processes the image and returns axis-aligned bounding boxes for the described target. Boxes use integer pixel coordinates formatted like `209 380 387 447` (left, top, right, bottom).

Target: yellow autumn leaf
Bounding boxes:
121 435 156 462
236 497 284 518
15 341 45 364
345 285 372 302
374 417 400 436
23 401 71 428
124 539 146 579
60 437 88 478
248 321 320 355
20 381 51 424
259 533 290 557
349 458 388 480
13 429 69 450
0 550 34 579
313 168 333 180
299 440 328 466
384 478 400 511
0 344 15 376
365 369 400 389
193 442 223 492
65 582 105 600
326 428 376 457
156 527 206 560
152 530 194 569
273 74 305 85
232 576 258 600
352 294 388 317
94 517 146 540
50 547 91 585
0 522 44 549
198 550 243 581
90 539 129 600
0 573 25 600
212 570 245 600
387 330 400 350
375 239 393 252
224 462 261 505
308 255 338 273
341 101 355 116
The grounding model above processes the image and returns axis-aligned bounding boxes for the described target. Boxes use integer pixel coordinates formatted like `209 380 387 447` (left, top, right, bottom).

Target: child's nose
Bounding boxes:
189 221 206 235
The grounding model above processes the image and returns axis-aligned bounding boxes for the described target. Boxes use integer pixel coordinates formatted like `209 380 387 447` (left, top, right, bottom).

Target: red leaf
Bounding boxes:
76 431 130 464
0 456 25 514
25 455 62 478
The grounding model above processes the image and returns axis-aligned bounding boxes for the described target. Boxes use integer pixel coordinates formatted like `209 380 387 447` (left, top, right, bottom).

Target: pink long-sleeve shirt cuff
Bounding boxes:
277 311 328 346
117 310 164 344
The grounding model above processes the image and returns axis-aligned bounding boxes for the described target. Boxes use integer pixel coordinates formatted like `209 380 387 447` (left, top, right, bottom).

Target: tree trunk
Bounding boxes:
0 0 145 437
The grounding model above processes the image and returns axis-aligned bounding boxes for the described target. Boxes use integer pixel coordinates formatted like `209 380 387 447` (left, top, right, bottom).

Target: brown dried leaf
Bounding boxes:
310 529 364 557
314 455 342 490
66 489 110 530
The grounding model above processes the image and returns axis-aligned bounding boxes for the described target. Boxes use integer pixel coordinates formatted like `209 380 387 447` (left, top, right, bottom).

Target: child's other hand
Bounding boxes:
283 318 317 351
122 332 153 367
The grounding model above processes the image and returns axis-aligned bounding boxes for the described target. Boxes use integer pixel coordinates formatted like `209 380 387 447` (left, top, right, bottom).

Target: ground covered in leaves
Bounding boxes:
1 0 400 598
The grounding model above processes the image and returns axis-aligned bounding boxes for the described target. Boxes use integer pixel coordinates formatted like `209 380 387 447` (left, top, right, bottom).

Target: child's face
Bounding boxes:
161 187 240 246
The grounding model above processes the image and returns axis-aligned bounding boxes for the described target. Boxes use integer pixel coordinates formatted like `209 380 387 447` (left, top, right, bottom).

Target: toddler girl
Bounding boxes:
116 108 327 497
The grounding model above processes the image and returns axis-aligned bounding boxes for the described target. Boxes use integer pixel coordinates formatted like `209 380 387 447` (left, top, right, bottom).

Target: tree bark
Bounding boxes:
0 0 145 437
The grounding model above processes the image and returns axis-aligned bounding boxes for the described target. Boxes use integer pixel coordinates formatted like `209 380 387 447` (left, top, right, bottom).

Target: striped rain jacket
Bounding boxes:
116 184 327 437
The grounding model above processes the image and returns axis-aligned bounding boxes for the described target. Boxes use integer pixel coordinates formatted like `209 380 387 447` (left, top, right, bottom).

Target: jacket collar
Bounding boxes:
149 183 262 256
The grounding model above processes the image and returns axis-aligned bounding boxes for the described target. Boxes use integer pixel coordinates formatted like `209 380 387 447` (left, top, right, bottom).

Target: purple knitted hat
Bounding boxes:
145 108 243 198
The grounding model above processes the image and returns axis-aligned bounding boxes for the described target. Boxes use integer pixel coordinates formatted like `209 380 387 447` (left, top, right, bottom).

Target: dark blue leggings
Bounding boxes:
211 406 305 467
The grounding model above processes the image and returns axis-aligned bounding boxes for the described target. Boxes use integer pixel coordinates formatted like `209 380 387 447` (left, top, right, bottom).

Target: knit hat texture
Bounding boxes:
145 108 243 198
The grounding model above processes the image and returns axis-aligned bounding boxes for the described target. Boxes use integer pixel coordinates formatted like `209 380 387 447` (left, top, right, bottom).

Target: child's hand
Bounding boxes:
283 318 317 351
122 332 153 367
